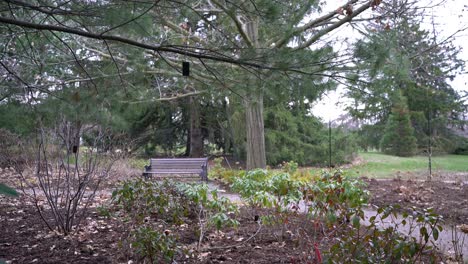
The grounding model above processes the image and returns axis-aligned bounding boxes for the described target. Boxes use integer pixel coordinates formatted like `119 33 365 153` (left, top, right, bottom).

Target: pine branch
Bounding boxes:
99 1 159 36
4 0 93 16
210 0 254 47
0 16 265 69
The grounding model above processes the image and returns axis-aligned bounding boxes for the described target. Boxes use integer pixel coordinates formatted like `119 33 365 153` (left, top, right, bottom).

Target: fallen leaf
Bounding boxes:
459 224 468 233
199 252 210 259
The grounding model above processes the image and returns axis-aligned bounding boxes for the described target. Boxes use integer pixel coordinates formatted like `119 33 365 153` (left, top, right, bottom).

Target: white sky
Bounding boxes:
312 0 468 121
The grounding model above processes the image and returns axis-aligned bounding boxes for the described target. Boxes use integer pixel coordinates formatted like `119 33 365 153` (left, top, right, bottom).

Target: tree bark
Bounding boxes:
245 94 266 169
243 17 266 170
189 96 203 157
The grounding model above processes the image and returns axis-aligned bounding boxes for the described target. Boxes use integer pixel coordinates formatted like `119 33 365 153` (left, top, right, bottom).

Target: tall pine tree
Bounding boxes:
346 0 465 153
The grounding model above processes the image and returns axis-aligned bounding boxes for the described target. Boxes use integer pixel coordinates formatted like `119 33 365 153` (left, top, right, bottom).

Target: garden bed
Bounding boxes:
364 178 468 224
1 168 465 263
0 196 328 263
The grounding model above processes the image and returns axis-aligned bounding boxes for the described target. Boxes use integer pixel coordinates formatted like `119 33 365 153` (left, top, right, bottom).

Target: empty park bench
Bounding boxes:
143 158 209 181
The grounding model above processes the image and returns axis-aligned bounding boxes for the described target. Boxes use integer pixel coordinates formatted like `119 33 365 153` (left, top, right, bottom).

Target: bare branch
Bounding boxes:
274 0 363 48
210 0 254 47
295 1 373 49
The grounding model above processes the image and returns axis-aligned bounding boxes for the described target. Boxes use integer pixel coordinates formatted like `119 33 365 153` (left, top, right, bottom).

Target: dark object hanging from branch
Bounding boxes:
345 4 353 16
182 61 190 76
72 145 78 153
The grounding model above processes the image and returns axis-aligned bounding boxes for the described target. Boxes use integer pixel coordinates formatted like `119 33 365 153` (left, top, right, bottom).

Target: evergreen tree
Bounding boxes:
380 93 417 156
0 0 379 169
347 0 465 154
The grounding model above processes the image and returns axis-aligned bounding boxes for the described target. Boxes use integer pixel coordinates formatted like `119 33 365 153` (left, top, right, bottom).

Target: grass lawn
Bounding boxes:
130 153 468 180
345 152 468 178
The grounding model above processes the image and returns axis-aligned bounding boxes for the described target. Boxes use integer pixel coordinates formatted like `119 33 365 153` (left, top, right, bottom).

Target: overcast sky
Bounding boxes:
312 0 468 121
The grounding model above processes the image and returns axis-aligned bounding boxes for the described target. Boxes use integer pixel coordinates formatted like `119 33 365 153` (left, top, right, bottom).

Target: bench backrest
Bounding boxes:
148 158 208 172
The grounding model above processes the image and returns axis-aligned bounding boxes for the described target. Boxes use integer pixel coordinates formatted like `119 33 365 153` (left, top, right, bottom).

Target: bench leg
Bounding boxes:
142 173 151 180
201 170 208 182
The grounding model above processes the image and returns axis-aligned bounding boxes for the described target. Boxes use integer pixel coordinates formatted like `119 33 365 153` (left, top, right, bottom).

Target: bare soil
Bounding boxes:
364 178 468 224
0 195 325 263
1 167 463 263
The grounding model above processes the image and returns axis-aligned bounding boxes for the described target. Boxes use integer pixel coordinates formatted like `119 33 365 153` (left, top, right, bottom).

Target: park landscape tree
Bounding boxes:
346 0 466 154
1 0 466 165
1 1 468 262
380 92 418 156
0 0 383 169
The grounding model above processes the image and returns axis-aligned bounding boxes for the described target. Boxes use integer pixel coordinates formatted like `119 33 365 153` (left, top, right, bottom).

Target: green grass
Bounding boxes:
346 152 468 178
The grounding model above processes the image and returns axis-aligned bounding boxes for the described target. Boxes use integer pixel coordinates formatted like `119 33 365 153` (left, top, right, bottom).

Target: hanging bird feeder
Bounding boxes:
182 61 190 76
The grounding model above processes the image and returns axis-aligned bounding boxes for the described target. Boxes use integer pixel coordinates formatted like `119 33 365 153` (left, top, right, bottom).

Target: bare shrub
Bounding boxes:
15 119 117 235
451 225 466 263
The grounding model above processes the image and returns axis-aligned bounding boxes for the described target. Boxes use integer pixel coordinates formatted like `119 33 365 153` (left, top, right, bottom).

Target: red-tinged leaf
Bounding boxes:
314 243 322 263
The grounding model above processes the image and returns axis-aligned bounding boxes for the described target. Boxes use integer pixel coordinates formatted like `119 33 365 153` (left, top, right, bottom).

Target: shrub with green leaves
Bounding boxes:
326 206 443 263
232 169 306 209
178 183 239 247
305 170 368 224
281 160 298 174
112 179 193 225
112 179 240 254
231 169 305 239
131 226 176 263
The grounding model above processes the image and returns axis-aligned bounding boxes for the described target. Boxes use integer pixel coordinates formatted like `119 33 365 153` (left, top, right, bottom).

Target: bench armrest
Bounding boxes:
144 165 151 172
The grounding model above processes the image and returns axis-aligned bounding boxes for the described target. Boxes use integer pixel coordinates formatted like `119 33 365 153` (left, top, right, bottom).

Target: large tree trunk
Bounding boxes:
245 94 266 169
244 17 266 170
189 96 203 157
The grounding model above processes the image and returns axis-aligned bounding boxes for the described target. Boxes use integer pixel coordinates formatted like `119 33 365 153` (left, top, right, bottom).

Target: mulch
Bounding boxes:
0 196 324 264
364 178 468 224
1 167 465 263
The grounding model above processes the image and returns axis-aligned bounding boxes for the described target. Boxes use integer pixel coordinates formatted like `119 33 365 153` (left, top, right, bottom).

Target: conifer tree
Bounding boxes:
347 0 465 153
380 93 417 156
0 0 379 169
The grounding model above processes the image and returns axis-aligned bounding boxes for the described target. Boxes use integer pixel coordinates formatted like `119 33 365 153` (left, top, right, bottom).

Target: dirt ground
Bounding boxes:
1 167 465 263
0 195 325 263
364 178 468 224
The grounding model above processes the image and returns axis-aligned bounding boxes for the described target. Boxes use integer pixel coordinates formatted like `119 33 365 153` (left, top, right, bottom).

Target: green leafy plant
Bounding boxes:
0 183 18 197
231 169 304 239
209 157 224 179
305 170 368 224
231 169 305 210
326 206 443 263
131 226 176 263
281 160 298 174
112 179 191 225
112 179 239 253
179 183 239 248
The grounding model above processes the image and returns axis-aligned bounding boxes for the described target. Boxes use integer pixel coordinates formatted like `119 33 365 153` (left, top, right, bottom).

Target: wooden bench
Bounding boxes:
143 158 209 181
